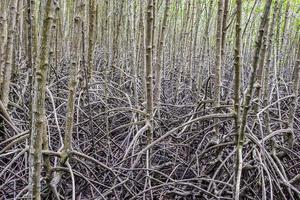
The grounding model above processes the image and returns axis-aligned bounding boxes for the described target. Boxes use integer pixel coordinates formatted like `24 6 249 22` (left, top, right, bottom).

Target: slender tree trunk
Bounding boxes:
170 1 179 82
191 1 202 90
0 1 8 88
154 0 169 109
287 37 300 147
233 0 242 198
131 0 138 107
221 0 229 76
87 0 95 81
254 16 269 113
138 0 146 102
31 0 53 198
262 0 278 137
212 0 224 142
214 0 224 107
62 0 82 165
186 0 196 88
174 0 191 102
85 0 96 155
278 2 289 77
197 0 213 90
27 0 38 198
0 0 18 108
234 0 272 199
49 2 82 199
145 0 153 175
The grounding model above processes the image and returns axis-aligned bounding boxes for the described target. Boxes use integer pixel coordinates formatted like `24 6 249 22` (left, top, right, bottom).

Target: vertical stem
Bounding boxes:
0 0 18 108
63 0 82 161
287 37 300 147
262 0 278 136
234 0 272 199
87 0 95 81
154 0 169 109
221 0 228 71
145 0 153 169
254 18 269 113
214 0 224 107
233 0 242 199
0 1 8 89
31 0 53 199
86 0 96 154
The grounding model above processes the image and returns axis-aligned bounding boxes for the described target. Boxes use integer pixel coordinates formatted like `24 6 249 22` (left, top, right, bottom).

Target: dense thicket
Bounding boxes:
0 0 299 199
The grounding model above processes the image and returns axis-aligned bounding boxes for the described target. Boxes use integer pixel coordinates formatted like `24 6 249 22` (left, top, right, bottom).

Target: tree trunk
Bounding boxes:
31 0 53 198
234 0 272 199
214 0 224 107
154 0 169 109
0 0 18 108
